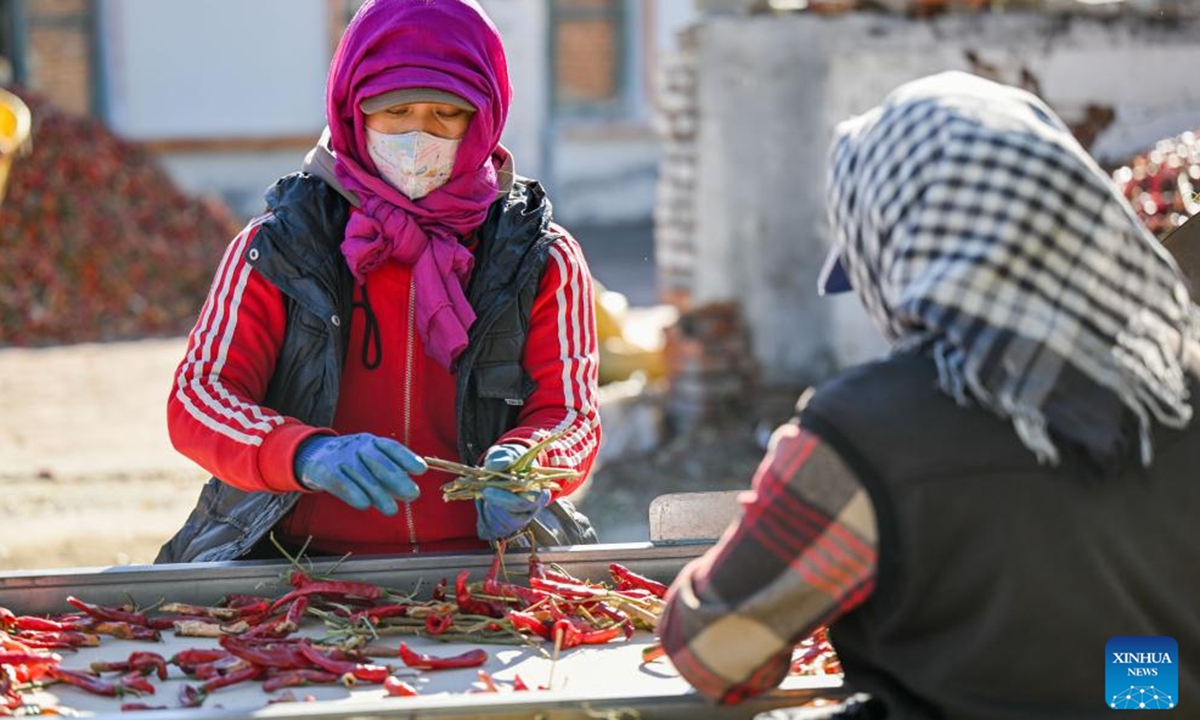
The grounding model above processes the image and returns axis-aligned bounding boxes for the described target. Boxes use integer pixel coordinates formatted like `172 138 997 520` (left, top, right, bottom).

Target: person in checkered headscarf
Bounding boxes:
658 71 1200 718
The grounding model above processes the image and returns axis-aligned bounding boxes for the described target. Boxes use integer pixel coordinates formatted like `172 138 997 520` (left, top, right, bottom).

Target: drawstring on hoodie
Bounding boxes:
351 283 382 370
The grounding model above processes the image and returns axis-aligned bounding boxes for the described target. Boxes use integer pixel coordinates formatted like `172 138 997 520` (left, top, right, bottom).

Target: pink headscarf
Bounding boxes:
326 0 512 368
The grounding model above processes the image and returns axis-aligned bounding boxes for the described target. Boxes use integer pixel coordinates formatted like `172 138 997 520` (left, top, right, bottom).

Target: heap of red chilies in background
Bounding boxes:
0 552 676 713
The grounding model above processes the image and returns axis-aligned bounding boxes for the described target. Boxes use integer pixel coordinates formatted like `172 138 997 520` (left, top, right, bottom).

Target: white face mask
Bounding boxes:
365 128 461 200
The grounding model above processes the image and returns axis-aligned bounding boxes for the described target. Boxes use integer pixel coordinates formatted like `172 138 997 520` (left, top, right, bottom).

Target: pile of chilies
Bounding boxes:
0 551 676 714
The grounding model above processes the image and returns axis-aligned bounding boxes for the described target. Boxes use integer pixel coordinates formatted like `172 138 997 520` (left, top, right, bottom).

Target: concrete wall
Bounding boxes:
677 12 1200 387
480 0 550 181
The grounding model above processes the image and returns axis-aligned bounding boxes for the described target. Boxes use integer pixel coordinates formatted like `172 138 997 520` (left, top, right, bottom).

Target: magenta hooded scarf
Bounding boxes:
327 0 512 369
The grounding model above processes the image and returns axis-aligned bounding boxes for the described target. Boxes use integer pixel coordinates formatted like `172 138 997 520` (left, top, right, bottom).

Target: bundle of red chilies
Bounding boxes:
0 552 676 714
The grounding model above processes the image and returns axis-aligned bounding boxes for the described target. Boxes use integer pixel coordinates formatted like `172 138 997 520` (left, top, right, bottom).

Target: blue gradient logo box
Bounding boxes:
1107 637 1178 710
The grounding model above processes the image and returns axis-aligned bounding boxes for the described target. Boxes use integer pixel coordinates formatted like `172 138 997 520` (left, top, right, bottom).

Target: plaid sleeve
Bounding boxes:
658 423 878 705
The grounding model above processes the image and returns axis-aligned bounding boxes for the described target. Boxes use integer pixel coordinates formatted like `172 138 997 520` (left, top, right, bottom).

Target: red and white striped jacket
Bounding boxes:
168 216 601 555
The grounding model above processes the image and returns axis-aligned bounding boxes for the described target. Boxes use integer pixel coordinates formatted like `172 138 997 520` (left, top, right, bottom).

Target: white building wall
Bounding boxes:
479 0 550 181
101 0 328 140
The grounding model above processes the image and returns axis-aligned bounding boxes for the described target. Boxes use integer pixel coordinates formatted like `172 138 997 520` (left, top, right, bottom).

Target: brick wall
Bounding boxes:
24 0 93 117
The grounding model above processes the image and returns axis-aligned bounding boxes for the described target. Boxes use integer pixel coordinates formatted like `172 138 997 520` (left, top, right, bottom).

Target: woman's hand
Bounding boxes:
474 443 552 540
294 434 425 515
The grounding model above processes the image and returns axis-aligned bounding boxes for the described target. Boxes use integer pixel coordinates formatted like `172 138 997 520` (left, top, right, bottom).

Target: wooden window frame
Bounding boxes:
549 0 629 119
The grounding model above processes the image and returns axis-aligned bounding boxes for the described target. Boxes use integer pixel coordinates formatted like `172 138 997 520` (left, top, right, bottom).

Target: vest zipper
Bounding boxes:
402 275 418 553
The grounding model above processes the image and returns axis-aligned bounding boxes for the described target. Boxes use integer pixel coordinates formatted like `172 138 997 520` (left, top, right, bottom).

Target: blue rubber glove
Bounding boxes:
474 443 552 541
294 433 425 516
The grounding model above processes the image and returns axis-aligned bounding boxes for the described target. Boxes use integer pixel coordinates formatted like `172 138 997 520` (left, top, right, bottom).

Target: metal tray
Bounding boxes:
0 542 849 720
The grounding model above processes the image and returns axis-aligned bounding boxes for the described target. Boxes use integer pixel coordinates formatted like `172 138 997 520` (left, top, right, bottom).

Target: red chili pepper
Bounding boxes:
506 611 552 640
397 642 487 670
528 554 546 580
0 652 59 668
383 676 419 697
3 614 83 633
482 576 547 607
87 621 162 642
66 596 149 626
266 596 308 636
297 643 389 683
642 644 666 664
189 656 249 681
550 617 620 649
177 684 205 708
349 603 411 626
222 594 273 609
15 630 100 648
425 612 453 635
529 576 607 600
591 605 635 640
513 674 530 691
476 669 500 693
118 671 157 695
262 669 339 692
609 564 669 599
218 636 309 669
199 663 264 693
454 572 508 618
170 648 230 668
48 667 132 697
268 580 382 613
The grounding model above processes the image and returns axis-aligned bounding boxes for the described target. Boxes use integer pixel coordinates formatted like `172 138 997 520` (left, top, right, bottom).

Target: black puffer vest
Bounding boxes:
157 173 595 563
800 354 1200 720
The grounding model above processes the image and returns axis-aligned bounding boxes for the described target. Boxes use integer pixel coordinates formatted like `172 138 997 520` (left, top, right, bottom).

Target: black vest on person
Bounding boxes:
799 354 1200 720
157 172 593 563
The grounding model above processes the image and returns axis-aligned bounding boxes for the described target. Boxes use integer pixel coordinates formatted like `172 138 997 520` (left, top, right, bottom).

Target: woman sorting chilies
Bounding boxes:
659 71 1200 717
159 0 600 563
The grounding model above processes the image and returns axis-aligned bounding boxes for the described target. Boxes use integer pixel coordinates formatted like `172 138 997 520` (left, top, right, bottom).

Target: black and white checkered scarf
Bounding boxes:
827 71 1200 471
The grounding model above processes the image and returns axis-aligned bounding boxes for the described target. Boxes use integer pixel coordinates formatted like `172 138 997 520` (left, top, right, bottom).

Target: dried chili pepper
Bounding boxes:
157 603 245 621
90 651 168 681
0 613 82 633
297 643 389 683
383 675 419 697
199 663 264 693
425 612 453 635
117 672 157 695
268 580 382 613
48 667 138 697
454 572 507 618
397 643 487 670
609 563 669 599
349 603 410 626
529 576 606 600
476 669 500 693
14 630 100 649
262 668 339 692
88 621 161 642
222 594 273 609
65 596 149 626
188 656 249 681
170 648 230 668
431 578 448 602
506 610 552 640
218 636 309 669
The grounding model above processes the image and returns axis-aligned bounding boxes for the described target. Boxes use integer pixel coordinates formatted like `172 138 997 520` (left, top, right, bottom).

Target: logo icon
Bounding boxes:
1107 636 1177 710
